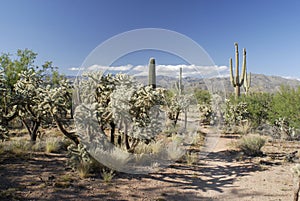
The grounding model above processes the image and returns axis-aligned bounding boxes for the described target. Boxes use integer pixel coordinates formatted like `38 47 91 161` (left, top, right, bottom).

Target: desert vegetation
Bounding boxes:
1 45 300 200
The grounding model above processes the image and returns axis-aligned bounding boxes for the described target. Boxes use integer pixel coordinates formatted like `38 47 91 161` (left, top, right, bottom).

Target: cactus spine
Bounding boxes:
243 72 251 95
148 58 156 89
230 43 246 98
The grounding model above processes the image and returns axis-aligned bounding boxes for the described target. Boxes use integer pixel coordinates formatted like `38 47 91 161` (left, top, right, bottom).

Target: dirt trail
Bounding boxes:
197 135 294 201
0 133 297 201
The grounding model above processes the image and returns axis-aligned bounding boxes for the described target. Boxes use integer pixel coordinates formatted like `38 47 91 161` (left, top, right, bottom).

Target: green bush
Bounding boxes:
268 86 300 129
194 89 211 105
237 135 265 156
239 92 272 128
224 93 272 129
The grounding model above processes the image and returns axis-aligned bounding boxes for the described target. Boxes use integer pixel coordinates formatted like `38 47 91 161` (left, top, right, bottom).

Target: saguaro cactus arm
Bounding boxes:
244 72 251 93
235 43 240 86
229 58 236 87
240 48 247 85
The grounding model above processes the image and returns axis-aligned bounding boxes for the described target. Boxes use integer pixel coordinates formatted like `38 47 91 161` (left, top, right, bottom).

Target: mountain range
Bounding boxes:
68 74 300 94
137 74 300 94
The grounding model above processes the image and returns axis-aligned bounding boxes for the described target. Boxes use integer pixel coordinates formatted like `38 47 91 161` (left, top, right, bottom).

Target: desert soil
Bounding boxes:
0 129 298 201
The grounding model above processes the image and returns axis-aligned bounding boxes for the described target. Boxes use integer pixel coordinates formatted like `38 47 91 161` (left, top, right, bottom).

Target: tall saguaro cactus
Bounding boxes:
230 43 246 98
148 58 156 89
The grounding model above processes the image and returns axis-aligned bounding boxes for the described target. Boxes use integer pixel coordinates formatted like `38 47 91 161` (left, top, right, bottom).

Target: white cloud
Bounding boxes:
87 64 134 72
74 64 230 78
68 67 84 71
281 76 300 81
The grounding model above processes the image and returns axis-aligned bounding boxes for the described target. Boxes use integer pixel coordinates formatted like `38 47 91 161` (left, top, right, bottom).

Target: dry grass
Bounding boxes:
77 161 91 178
185 152 198 165
45 137 62 153
101 169 115 183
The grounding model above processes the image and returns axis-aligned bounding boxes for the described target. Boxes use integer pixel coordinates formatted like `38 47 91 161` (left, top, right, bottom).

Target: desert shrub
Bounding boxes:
269 86 300 130
31 141 45 152
239 92 272 128
194 88 211 105
224 92 273 133
237 135 265 156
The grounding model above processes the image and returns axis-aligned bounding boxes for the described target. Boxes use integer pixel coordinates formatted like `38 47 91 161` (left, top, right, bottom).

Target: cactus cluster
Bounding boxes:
75 69 166 152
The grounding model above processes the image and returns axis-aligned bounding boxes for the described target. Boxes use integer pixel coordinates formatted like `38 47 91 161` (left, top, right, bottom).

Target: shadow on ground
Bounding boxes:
0 147 266 201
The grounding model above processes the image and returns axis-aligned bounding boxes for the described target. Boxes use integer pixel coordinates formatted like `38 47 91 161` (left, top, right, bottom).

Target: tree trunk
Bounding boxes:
123 121 130 150
21 118 39 142
30 121 40 142
53 115 79 145
110 122 115 144
174 111 180 126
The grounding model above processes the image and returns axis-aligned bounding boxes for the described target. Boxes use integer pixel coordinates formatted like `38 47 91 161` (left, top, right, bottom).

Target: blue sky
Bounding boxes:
0 0 299 78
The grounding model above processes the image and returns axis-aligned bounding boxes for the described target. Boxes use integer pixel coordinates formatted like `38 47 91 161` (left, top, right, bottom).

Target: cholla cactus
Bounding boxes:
67 143 93 170
0 70 8 141
273 117 296 140
14 69 78 143
199 104 213 125
14 69 46 141
40 79 79 144
75 71 166 152
167 94 191 127
224 99 249 127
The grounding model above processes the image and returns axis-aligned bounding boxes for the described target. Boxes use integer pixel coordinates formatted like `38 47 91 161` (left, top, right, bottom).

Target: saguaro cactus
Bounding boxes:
229 43 246 98
243 72 251 95
148 58 156 89
176 67 183 95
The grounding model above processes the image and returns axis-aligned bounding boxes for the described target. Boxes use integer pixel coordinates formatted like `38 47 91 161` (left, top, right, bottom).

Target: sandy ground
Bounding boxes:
0 131 298 201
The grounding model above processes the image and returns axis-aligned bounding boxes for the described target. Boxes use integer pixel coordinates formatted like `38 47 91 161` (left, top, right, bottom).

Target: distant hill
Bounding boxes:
68 74 300 94
207 74 300 94
151 74 300 94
